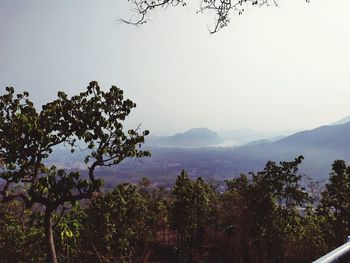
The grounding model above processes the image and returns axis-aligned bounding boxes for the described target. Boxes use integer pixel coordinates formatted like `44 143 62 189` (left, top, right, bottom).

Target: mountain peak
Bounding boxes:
146 127 223 147
184 127 217 135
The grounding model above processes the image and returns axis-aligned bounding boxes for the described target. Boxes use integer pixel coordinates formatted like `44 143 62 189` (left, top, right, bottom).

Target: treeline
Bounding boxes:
1 156 350 263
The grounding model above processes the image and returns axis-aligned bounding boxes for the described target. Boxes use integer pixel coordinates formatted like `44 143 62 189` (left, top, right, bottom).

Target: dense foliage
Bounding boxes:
0 84 149 263
1 158 350 262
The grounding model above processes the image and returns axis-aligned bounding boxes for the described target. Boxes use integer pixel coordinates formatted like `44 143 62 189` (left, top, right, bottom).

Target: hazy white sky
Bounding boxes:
1 0 350 135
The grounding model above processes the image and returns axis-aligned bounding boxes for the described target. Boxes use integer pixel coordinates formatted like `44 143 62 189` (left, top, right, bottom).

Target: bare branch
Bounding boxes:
122 0 309 33
120 0 186 26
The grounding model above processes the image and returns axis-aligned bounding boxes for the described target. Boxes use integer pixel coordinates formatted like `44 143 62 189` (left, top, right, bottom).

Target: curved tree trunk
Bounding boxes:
44 208 58 263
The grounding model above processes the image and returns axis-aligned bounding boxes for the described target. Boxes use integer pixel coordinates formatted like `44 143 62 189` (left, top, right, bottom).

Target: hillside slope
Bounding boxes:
146 128 223 147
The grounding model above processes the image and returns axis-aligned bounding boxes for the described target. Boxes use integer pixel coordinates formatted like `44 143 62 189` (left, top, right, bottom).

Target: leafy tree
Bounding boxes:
290 206 328 262
54 204 86 263
319 160 350 248
223 156 310 263
137 177 169 246
0 200 45 262
222 174 260 262
122 0 311 33
0 82 149 263
169 170 214 262
81 183 157 262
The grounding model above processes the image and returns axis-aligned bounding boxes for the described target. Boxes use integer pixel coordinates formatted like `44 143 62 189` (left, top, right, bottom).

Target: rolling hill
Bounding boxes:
145 128 223 147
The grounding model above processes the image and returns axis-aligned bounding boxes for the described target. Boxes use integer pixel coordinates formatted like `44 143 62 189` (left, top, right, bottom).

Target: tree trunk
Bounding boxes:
44 208 58 263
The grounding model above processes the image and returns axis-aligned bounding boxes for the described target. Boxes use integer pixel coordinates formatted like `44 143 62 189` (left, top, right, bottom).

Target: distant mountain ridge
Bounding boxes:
230 120 350 180
146 127 285 147
330 115 350 126
275 123 350 149
217 129 278 146
141 117 350 182
146 128 223 147
236 122 350 156
48 115 350 184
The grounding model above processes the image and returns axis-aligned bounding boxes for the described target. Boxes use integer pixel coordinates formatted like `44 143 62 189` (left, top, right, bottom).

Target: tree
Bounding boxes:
0 200 46 262
0 81 149 263
123 0 310 33
169 170 214 262
223 156 310 263
256 156 310 263
220 174 255 262
81 183 156 262
319 160 350 248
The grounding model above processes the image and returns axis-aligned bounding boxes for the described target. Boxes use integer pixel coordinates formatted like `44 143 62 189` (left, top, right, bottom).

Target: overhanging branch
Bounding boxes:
122 0 282 33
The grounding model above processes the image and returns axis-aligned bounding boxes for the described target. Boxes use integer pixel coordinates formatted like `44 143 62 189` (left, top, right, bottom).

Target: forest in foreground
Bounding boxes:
1 84 349 263
1 156 350 263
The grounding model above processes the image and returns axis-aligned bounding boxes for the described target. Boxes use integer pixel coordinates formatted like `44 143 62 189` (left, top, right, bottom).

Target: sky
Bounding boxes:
1 0 350 135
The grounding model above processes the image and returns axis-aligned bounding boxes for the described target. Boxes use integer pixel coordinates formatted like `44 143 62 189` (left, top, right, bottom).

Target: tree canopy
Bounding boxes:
0 81 149 263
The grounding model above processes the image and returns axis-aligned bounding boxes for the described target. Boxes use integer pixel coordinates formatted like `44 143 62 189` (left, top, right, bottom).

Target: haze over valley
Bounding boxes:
48 115 350 187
